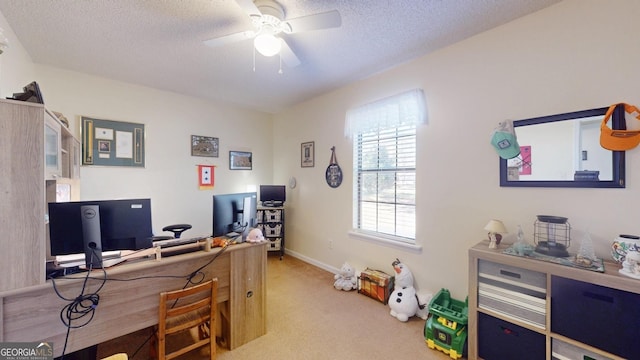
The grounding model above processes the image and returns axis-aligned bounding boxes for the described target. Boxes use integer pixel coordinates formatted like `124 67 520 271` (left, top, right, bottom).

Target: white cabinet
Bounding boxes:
60 129 81 179
45 109 79 180
71 137 81 179
468 241 640 360
44 111 62 179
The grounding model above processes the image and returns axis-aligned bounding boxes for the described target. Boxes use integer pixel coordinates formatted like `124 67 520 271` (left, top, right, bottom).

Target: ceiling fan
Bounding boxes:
203 0 342 68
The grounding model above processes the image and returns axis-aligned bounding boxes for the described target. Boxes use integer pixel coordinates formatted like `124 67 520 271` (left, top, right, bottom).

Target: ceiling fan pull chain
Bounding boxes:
278 53 283 75
252 46 256 72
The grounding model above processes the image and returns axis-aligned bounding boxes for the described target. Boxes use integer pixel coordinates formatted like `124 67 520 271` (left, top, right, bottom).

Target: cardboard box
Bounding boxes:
358 268 394 304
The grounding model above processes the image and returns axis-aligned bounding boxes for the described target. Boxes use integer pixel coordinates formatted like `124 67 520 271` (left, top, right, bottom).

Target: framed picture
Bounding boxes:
81 116 145 167
98 140 111 153
229 151 252 170
301 141 315 167
191 135 219 157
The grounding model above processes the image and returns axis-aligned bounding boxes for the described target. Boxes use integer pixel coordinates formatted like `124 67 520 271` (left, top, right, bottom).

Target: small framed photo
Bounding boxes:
301 141 315 167
191 135 219 157
229 151 252 170
98 140 111 153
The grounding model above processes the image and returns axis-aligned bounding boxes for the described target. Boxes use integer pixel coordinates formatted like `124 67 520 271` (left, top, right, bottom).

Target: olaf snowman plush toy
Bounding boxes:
389 258 429 322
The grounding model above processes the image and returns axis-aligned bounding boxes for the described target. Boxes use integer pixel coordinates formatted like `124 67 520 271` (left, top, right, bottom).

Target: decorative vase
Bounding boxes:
611 234 640 263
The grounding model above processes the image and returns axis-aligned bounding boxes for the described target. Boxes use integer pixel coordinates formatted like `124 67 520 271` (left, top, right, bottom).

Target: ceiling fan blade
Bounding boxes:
203 30 255 48
235 0 261 17
285 10 341 33
280 38 301 68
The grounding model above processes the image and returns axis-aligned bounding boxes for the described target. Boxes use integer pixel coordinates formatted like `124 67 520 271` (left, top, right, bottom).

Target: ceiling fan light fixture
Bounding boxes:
254 33 281 57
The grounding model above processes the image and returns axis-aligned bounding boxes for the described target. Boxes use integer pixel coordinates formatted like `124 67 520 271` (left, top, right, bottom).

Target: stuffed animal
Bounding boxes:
246 228 267 243
389 258 427 322
333 262 357 291
415 291 433 320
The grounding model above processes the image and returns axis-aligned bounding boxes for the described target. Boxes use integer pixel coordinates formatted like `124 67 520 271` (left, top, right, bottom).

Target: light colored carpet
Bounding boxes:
98 255 456 359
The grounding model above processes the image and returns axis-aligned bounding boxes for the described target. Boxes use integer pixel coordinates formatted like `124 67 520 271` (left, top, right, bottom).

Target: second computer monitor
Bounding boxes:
212 192 257 240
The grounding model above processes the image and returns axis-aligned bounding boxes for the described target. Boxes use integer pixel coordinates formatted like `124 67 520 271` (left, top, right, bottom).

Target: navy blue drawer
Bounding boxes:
551 276 640 359
478 313 545 360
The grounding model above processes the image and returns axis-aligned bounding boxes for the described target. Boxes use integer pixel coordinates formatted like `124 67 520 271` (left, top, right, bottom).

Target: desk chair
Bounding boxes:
154 279 218 360
151 224 193 242
162 224 192 238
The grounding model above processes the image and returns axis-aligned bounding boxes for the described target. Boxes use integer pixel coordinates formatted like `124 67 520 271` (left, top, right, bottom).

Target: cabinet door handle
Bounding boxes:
499 269 522 279
583 291 613 303
500 325 519 337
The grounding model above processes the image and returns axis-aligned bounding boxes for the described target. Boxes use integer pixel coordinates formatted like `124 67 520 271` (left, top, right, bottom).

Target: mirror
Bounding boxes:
499 106 625 188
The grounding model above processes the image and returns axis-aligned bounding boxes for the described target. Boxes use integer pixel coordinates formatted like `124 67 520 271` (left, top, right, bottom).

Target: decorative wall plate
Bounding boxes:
326 146 343 188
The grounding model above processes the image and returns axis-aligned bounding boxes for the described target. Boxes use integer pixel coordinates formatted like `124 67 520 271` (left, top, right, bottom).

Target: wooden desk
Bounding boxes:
0 242 266 357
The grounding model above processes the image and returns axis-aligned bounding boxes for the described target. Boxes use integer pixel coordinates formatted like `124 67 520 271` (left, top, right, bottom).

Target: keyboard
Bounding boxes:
152 235 210 248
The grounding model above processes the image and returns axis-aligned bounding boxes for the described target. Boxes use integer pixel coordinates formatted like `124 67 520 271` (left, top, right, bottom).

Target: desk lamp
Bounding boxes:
485 220 507 249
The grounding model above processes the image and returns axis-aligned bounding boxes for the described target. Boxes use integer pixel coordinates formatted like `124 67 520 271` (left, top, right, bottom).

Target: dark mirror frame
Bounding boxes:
499 105 625 188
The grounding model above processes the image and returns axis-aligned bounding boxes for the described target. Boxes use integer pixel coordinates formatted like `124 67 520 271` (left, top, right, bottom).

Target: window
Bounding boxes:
345 89 427 244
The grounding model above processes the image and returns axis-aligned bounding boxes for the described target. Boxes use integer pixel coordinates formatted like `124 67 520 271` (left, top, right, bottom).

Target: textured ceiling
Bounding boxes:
0 0 561 113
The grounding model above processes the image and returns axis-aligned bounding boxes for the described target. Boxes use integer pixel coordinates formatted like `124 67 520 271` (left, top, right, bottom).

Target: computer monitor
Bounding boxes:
212 192 257 240
48 198 154 259
259 185 286 207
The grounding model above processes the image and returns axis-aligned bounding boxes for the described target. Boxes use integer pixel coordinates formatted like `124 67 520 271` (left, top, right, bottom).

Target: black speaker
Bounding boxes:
81 205 103 268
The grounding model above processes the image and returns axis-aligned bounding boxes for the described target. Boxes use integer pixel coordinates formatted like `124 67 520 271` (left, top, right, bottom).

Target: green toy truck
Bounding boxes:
424 288 468 359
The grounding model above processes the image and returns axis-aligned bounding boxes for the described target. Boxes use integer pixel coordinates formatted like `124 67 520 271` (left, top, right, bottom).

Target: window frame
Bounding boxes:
352 123 418 244
345 89 426 251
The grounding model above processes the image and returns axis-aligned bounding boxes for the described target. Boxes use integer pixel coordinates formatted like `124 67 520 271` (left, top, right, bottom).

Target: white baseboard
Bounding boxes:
283 249 340 275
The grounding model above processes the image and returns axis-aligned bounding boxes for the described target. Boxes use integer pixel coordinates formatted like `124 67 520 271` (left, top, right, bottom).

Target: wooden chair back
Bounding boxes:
156 278 218 359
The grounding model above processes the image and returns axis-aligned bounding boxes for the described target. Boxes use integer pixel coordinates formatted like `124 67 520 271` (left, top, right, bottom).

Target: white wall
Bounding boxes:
0 11 274 237
35 66 273 236
0 10 35 98
274 0 640 298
